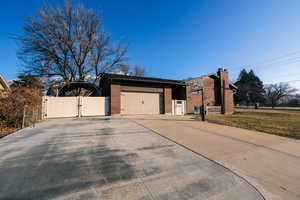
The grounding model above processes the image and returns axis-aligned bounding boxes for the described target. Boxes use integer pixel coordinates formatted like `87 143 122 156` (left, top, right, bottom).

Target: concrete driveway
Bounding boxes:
128 115 300 200
0 117 263 200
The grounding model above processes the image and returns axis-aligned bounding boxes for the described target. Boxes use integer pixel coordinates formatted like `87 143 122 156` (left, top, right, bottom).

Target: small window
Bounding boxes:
177 101 182 104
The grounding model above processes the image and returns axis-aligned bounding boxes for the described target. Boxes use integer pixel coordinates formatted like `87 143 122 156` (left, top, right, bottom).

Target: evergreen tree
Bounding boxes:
234 69 265 105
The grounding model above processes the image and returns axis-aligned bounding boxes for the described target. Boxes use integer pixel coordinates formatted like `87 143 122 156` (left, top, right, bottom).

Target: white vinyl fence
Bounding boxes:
42 96 109 119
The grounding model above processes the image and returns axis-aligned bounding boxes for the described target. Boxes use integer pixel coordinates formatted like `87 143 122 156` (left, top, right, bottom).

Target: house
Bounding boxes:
0 75 10 96
186 68 237 114
98 68 236 115
43 69 236 118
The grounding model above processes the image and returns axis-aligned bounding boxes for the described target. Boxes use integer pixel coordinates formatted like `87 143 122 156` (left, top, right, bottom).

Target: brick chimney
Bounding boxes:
218 68 233 114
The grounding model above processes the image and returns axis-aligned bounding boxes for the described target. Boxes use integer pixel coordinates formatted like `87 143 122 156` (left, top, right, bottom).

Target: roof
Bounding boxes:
100 73 186 86
229 83 238 89
186 73 218 81
0 75 10 91
185 73 237 90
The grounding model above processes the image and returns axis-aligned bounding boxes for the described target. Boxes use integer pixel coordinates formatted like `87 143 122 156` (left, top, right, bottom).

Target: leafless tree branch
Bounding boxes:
16 0 128 83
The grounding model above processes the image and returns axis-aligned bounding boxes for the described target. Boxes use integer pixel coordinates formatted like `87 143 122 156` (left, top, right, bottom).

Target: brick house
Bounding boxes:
43 69 236 118
186 68 237 114
99 68 236 115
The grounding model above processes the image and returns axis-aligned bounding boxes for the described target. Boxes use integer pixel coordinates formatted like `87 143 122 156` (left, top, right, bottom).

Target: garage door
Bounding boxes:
121 92 161 115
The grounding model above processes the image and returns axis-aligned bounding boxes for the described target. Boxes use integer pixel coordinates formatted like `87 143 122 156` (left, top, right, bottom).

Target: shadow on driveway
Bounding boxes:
0 117 264 200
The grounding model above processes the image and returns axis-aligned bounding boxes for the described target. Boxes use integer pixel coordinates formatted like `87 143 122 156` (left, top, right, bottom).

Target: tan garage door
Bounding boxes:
121 92 161 115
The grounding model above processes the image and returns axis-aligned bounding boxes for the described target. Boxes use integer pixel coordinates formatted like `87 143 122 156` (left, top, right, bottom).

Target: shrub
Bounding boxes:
0 87 42 129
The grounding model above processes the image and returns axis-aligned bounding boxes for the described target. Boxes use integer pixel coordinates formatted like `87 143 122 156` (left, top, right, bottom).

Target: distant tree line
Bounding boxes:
234 69 298 107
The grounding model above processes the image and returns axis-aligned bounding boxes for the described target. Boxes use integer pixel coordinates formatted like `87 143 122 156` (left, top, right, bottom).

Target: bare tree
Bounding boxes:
264 83 297 108
16 0 128 84
132 65 146 76
118 64 130 75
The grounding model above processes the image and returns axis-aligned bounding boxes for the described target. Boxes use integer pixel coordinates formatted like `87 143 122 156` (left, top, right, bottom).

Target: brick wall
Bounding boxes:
186 69 234 114
164 87 172 114
203 77 220 106
110 82 121 115
224 89 234 114
186 85 193 113
218 69 234 114
186 76 220 113
191 93 202 107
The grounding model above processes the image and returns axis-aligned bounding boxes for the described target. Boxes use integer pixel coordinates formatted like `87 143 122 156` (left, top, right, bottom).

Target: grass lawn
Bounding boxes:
206 110 300 139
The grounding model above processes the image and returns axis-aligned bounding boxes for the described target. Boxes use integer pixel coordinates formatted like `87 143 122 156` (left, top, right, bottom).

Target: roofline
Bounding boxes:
186 73 237 89
229 83 238 89
0 75 10 91
100 73 186 86
186 73 217 81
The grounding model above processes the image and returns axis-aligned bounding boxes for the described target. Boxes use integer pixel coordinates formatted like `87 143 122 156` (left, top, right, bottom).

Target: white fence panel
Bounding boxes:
44 97 79 118
81 97 109 117
43 96 109 119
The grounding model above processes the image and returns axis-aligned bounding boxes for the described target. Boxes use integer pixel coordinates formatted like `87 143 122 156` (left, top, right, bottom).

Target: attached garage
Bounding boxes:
99 73 187 115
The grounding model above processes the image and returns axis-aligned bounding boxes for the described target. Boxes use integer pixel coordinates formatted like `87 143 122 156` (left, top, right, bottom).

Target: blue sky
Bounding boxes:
1 0 300 89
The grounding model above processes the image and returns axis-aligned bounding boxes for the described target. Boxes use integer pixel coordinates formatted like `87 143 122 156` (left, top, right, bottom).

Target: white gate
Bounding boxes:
81 97 109 117
172 100 186 116
43 96 109 119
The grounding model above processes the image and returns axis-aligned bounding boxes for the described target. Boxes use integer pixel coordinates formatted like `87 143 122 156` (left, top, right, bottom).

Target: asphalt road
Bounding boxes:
0 117 264 200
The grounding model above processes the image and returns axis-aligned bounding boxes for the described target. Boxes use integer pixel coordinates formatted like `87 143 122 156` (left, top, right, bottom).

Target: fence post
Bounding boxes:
22 105 27 128
32 107 35 127
78 96 82 118
41 96 45 120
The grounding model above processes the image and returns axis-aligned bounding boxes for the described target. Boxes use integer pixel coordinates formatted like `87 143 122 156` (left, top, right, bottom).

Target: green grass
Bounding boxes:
206 111 300 139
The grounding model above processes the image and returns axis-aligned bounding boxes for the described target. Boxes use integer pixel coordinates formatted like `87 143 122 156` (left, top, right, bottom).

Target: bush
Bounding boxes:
0 87 42 129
